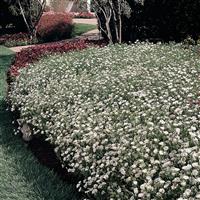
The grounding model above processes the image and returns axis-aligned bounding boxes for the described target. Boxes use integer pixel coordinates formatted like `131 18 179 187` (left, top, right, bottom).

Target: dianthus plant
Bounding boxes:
9 43 200 199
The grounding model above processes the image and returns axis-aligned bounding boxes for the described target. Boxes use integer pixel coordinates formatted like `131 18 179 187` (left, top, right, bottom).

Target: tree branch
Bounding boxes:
17 0 31 34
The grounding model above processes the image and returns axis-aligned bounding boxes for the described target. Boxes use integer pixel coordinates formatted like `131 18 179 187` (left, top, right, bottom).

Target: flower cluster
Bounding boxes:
0 32 35 47
71 12 95 19
8 43 200 199
36 12 73 42
9 39 90 77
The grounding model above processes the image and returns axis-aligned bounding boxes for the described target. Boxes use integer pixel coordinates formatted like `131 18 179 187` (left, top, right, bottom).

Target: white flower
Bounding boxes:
120 167 126 175
175 128 181 134
9 43 200 199
182 165 192 171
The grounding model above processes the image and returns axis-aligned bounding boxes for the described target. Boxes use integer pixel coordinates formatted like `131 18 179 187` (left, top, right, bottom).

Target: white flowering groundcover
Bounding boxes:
9 43 200 199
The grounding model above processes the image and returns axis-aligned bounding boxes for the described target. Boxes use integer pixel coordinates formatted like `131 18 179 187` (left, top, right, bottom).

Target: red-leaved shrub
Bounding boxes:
73 12 95 19
9 39 90 77
0 32 29 45
37 12 73 42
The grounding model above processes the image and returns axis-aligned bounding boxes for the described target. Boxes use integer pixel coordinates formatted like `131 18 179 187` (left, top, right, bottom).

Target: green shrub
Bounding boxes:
9 43 200 199
96 0 200 42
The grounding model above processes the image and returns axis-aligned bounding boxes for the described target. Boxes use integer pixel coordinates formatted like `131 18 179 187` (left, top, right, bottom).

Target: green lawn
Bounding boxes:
72 23 97 37
0 46 80 200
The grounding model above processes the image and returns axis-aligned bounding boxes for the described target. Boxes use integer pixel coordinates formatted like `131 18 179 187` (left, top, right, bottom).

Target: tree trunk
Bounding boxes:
118 0 122 43
110 1 119 43
66 1 74 12
54 0 67 12
106 21 113 43
119 14 122 43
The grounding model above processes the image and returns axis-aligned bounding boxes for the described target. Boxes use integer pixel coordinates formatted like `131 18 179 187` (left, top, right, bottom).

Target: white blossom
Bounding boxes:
8 43 200 199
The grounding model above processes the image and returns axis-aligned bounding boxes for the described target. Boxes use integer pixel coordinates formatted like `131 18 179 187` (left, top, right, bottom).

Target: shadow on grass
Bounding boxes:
0 99 80 200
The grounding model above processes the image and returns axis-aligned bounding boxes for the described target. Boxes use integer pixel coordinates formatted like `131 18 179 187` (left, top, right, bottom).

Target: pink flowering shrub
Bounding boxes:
72 12 95 19
37 12 73 42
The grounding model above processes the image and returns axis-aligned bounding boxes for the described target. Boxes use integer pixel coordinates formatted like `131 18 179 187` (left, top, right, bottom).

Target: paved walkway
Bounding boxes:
10 18 99 53
10 45 35 53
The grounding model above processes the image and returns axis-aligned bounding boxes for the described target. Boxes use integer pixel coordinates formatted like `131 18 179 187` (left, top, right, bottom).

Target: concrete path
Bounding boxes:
10 45 35 53
73 18 97 25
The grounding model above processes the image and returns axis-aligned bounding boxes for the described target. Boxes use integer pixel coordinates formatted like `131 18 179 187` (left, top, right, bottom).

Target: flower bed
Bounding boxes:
8 43 200 199
71 12 95 19
9 39 90 77
0 32 37 47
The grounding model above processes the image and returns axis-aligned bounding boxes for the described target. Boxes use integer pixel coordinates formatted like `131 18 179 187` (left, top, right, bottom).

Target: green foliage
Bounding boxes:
95 0 200 42
129 0 200 42
93 0 132 43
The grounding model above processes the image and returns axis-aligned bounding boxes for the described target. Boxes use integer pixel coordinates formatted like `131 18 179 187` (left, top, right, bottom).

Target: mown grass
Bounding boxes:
0 46 80 200
72 23 97 37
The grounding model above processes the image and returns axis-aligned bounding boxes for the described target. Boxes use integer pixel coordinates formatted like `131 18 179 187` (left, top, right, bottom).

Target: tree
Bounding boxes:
0 0 24 32
50 0 66 12
49 0 78 12
1 0 46 38
89 0 200 43
17 0 46 38
91 0 132 44
96 0 200 43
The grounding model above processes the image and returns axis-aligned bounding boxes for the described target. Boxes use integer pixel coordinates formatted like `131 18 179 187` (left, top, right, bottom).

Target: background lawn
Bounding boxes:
0 46 80 200
72 23 97 37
